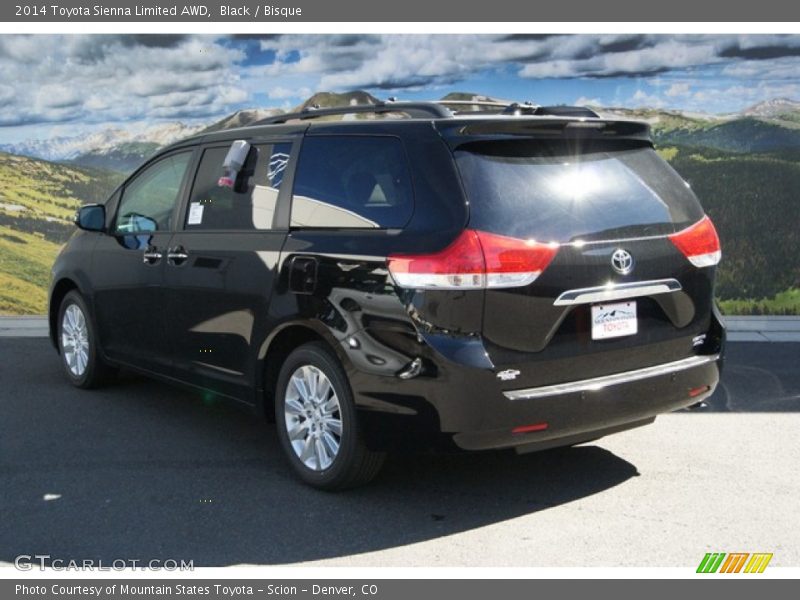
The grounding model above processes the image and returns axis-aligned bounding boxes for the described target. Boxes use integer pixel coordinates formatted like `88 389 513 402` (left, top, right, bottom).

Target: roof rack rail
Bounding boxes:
254 101 452 125
251 99 600 126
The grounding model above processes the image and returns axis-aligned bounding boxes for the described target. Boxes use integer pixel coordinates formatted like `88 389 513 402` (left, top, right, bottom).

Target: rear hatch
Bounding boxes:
443 120 721 388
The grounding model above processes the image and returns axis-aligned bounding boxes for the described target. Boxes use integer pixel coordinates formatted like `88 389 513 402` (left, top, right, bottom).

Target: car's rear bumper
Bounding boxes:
348 335 721 452
452 354 720 451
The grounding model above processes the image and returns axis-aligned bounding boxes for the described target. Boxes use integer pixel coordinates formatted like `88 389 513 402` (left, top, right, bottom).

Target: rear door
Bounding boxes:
451 135 718 388
162 139 296 400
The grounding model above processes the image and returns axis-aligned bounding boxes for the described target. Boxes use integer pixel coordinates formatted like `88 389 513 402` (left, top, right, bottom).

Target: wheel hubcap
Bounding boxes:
284 365 342 471
61 304 89 377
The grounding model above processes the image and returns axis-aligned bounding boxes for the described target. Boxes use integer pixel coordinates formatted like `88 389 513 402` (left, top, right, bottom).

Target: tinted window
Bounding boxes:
455 140 704 243
116 152 192 233
291 136 413 229
186 143 291 230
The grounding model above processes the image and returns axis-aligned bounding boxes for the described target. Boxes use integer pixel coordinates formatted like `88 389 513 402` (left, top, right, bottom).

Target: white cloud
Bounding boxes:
630 89 666 108
575 96 602 106
2 33 800 137
0 35 249 129
665 83 691 97
266 86 312 99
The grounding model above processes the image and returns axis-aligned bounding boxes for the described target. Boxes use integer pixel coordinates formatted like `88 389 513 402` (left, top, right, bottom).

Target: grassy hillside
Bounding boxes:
656 118 800 153
718 288 800 316
663 146 800 300
0 152 123 314
0 224 61 314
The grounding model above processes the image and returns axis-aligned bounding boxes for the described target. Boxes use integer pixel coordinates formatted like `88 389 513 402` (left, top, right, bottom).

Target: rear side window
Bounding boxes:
186 143 292 230
455 140 704 243
290 136 413 229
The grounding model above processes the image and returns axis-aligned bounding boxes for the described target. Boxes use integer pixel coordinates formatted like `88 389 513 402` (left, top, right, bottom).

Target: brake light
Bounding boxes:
479 230 560 288
387 229 559 290
668 215 721 268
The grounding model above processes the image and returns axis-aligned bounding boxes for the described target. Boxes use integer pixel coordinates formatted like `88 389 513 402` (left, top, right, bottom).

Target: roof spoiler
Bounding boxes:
436 118 653 146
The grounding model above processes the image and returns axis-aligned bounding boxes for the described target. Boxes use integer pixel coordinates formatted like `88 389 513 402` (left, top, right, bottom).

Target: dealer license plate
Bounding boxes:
591 301 638 340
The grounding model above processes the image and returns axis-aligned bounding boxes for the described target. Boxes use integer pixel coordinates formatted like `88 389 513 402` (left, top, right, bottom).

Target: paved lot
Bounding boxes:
0 339 798 567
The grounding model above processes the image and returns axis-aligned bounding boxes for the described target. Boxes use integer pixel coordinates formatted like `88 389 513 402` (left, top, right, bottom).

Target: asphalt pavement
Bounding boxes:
0 338 798 567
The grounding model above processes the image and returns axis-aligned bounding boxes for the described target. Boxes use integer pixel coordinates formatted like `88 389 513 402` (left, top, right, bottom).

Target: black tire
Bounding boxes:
275 342 385 490
57 290 115 389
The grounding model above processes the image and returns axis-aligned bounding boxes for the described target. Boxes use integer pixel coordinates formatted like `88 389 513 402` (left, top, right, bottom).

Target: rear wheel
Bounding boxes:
57 290 115 388
275 342 385 490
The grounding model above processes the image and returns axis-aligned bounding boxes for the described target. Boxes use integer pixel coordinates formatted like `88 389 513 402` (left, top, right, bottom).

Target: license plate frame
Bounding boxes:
591 301 638 340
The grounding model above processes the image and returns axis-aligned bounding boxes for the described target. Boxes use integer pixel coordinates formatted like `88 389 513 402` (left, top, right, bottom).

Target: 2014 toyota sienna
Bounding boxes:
50 100 725 489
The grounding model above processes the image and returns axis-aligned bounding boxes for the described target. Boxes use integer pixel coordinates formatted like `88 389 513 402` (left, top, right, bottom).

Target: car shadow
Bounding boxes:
0 339 641 567
679 342 800 412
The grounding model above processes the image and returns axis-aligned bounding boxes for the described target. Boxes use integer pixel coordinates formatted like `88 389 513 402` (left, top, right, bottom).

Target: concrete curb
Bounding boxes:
2 315 799 341
0 316 48 337
723 316 800 342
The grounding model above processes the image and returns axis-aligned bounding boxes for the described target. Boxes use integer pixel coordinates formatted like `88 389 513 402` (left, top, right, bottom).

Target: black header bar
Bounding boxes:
2 0 799 22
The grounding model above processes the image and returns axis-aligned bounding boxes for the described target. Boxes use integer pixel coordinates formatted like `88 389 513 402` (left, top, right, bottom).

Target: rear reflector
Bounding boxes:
388 229 559 290
511 422 549 434
688 385 710 398
668 215 721 268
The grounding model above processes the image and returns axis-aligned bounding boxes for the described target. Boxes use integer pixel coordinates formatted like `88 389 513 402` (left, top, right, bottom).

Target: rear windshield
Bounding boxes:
455 140 703 243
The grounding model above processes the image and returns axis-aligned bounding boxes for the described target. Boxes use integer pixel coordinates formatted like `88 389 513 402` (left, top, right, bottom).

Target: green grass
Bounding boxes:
0 224 62 314
718 288 800 316
0 152 122 315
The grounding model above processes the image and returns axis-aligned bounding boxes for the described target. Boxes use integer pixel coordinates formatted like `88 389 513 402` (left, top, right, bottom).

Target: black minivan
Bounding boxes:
50 101 724 489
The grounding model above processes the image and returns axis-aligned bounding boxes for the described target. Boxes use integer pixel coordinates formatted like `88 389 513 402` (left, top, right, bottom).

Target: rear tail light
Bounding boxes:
387 229 559 290
668 215 721 268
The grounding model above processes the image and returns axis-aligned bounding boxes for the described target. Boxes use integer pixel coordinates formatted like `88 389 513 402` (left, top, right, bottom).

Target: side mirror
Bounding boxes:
74 204 105 232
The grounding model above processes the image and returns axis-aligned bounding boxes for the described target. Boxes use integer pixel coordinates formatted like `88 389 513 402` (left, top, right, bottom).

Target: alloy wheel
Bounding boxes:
61 303 89 377
283 365 343 471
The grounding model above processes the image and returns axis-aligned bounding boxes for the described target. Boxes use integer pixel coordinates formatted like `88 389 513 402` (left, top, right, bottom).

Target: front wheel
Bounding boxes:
275 342 385 490
57 290 115 388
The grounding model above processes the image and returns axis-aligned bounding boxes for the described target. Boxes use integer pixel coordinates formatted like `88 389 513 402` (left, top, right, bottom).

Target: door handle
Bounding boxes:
142 248 162 265
167 246 189 266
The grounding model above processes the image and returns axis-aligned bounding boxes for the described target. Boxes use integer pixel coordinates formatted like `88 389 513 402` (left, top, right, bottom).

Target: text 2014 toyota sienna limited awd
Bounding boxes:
50 101 725 489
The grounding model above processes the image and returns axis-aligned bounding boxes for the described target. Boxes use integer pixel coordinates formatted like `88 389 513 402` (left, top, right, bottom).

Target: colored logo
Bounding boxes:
697 552 773 573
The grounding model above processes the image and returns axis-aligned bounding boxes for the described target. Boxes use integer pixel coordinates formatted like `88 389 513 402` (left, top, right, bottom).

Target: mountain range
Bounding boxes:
4 92 800 173
0 90 798 314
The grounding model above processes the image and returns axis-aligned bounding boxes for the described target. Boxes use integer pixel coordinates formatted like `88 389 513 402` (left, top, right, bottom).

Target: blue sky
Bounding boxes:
1 34 800 144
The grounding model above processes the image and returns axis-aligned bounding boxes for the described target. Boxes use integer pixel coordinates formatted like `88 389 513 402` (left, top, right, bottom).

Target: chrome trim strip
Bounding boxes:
553 278 682 306
503 354 719 401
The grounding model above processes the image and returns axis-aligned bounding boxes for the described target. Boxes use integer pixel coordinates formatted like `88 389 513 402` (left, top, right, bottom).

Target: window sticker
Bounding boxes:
187 201 205 225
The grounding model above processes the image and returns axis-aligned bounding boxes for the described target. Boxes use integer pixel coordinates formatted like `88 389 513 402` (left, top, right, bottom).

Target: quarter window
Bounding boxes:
115 152 192 233
186 143 291 231
290 136 413 229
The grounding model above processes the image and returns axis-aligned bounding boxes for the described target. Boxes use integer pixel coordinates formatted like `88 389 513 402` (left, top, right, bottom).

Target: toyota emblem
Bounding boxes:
611 249 634 275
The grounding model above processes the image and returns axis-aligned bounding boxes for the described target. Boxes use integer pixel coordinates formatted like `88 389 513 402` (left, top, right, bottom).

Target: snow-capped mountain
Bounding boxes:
0 110 286 172
0 122 206 163
741 98 800 118
199 108 283 134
